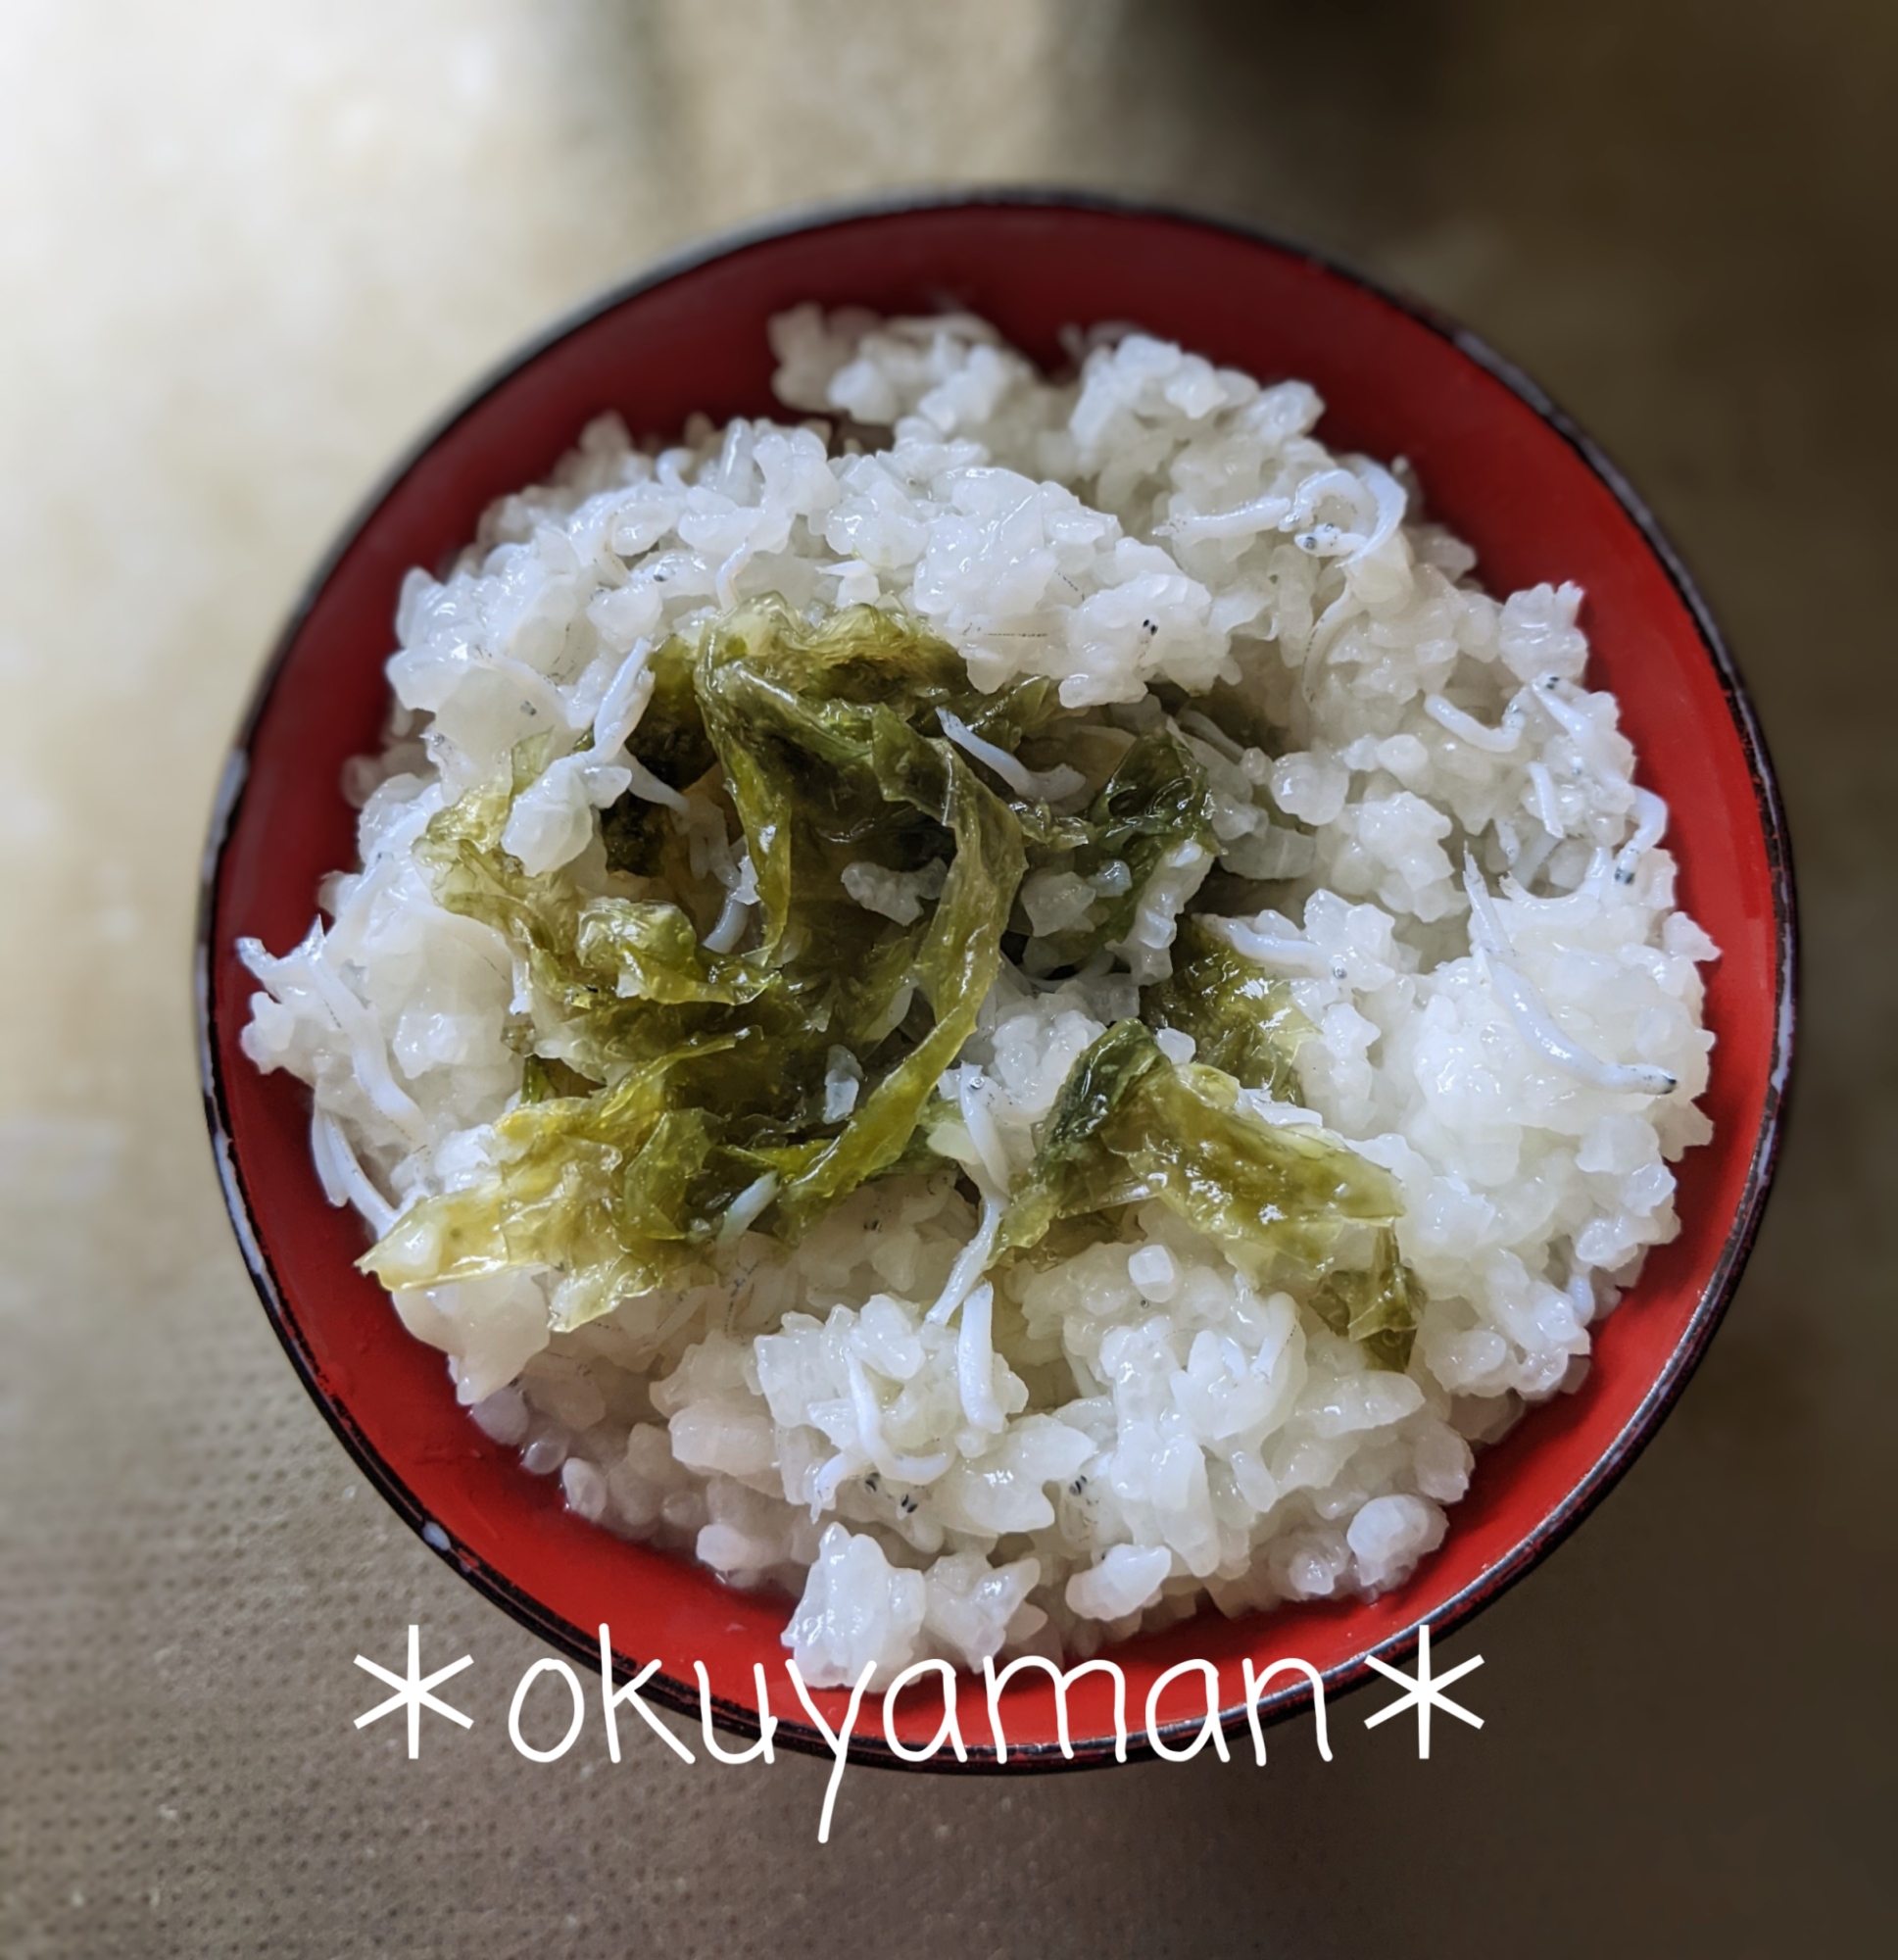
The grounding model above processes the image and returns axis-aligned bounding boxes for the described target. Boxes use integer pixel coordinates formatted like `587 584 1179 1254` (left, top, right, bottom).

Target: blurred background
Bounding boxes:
1 1 1891 1952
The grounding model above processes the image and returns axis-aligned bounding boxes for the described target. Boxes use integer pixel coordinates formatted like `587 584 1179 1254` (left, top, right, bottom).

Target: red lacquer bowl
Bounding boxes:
199 192 1794 1769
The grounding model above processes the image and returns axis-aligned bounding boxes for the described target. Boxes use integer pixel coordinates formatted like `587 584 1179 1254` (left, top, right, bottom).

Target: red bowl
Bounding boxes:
199 191 1793 1769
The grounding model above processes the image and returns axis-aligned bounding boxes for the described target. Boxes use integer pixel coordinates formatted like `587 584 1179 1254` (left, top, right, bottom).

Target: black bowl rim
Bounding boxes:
196 184 1796 1774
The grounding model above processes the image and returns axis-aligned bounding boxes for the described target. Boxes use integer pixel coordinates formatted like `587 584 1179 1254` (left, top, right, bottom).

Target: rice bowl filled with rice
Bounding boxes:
236 307 1718 1689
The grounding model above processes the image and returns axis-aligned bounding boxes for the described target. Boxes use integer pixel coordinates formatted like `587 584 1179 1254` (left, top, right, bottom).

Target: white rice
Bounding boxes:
239 308 1717 1686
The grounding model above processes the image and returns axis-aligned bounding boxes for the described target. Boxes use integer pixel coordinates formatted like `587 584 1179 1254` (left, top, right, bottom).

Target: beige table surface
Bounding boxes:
2 3 1891 1953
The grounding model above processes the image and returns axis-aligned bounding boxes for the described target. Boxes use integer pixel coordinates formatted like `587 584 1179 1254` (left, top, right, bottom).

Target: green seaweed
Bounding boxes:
599 637 716 879
363 597 1421 1354
1030 727 1216 969
997 1020 1403 1291
1141 915 1313 1100
365 602 1031 1324
1308 1227 1425 1372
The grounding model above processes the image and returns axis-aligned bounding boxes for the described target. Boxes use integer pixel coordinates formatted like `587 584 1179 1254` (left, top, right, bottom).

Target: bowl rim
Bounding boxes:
196 184 1797 1772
